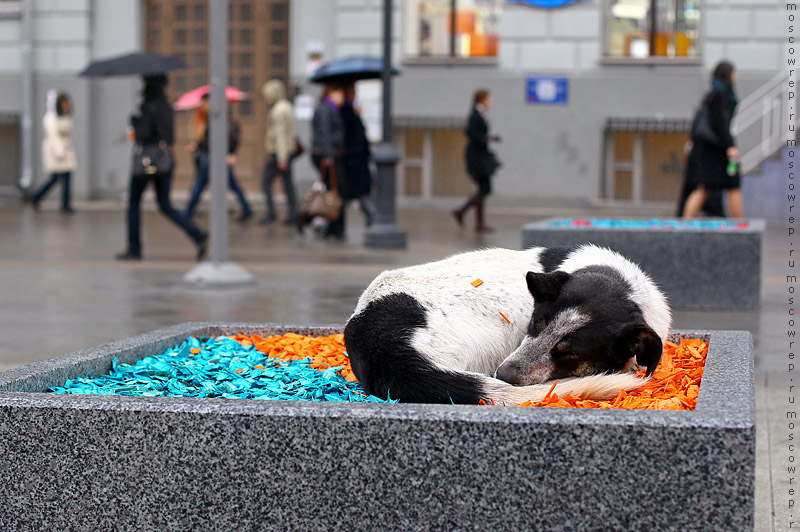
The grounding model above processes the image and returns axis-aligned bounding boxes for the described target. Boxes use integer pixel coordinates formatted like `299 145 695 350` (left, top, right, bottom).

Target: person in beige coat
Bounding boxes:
259 79 299 224
31 91 76 212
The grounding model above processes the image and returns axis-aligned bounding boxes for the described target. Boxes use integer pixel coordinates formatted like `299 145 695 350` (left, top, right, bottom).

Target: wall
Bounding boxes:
0 0 141 200
290 0 786 201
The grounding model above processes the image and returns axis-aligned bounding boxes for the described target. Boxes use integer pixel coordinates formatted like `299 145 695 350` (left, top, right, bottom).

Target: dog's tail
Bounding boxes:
481 372 648 406
345 293 648 405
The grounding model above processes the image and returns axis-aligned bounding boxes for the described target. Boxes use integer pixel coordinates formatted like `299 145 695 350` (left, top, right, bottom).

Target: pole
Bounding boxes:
184 0 254 286
19 0 33 192
364 0 406 249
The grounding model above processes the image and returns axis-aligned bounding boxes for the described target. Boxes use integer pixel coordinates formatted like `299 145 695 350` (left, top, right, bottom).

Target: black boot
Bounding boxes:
474 197 494 233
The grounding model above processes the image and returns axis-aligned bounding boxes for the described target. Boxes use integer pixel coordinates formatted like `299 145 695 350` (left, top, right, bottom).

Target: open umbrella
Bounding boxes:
309 56 400 84
174 85 247 111
80 52 187 77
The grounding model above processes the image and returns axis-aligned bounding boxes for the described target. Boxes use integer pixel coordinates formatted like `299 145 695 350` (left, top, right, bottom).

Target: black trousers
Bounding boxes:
261 154 298 221
125 172 205 255
31 171 71 210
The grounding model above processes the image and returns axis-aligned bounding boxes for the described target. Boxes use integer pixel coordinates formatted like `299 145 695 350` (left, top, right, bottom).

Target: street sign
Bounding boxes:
526 77 568 105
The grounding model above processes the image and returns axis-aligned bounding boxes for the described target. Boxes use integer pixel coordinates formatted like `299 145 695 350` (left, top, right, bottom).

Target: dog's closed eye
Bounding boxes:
553 340 570 355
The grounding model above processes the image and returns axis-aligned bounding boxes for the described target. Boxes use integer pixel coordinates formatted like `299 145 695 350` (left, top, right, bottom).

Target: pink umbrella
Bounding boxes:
174 85 247 110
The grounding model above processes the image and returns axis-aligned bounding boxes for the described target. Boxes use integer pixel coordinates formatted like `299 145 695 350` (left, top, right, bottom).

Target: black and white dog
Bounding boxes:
344 244 671 406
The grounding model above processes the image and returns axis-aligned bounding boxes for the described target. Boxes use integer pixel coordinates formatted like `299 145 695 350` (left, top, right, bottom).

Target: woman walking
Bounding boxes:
682 61 743 219
308 84 347 239
116 75 207 261
341 82 376 227
453 89 500 233
31 90 76 212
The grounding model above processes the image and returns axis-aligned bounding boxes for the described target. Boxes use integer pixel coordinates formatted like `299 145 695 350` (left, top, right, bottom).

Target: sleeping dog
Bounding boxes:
344 244 671 406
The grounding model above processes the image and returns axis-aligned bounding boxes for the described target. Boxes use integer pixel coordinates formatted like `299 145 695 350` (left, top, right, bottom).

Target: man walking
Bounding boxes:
260 79 298 225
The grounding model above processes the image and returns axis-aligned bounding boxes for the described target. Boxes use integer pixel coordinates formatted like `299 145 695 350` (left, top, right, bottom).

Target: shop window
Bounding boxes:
404 0 500 59
604 0 700 59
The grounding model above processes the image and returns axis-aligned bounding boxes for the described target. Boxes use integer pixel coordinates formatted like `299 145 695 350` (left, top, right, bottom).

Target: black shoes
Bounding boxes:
195 234 208 261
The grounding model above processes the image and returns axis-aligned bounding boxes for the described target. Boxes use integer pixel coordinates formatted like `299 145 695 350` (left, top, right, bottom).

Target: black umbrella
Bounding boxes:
309 56 399 84
80 52 187 77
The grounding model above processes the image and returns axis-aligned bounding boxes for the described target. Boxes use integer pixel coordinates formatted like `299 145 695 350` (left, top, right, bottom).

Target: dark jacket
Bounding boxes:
311 99 345 160
691 87 737 190
131 96 174 146
341 102 372 199
197 118 241 156
465 106 498 178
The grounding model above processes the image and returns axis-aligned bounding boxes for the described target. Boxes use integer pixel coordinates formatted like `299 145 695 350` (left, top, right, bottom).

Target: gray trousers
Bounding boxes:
261 154 298 221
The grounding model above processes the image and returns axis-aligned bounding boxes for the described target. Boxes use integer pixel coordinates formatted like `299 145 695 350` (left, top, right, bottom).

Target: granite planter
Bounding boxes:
521 218 765 310
0 323 754 532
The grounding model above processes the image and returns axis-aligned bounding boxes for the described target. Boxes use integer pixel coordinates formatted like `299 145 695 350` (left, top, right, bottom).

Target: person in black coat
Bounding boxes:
340 83 375 227
116 75 207 261
308 84 347 239
682 61 743 219
453 89 500 233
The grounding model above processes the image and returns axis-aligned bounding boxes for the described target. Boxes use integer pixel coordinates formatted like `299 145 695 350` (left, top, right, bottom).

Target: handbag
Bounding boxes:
132 141 174 176
292 137 305 159
300 162 342 222
692 107 721 147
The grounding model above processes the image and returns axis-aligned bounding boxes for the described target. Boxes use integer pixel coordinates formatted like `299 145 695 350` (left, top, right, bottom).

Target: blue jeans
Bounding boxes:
126 172 206 256
185 153 252 218
31 171 71 211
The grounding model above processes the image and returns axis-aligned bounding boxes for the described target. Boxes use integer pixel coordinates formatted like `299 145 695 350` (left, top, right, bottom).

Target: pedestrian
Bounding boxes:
341 82 376 227
30 90 76 213
184 95 253 223
682 61 743 219
116 74 207 261
452 88 501 233
308 83 347 239
260 79 299 225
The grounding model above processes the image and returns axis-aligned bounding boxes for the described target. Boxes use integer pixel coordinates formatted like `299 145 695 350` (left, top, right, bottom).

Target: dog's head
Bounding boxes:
494 267 663 386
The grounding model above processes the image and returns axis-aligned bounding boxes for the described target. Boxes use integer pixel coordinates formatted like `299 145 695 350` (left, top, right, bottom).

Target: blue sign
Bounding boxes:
507 0 588 9
526 77 568 105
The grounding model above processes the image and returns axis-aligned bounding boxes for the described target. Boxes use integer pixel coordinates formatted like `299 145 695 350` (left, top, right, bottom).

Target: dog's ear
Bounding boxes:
526 271 570 302
615 323 663 376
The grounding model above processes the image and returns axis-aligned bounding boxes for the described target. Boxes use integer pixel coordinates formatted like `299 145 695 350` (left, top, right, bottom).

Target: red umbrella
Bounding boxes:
174 85 247 110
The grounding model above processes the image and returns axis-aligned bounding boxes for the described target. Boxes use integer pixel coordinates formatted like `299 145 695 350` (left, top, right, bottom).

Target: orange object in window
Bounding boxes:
446 10 476 34
674 32 691 56
469 33 498 57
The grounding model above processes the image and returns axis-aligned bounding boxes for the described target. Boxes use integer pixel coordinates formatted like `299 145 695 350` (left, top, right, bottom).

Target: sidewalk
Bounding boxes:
0 196 787 531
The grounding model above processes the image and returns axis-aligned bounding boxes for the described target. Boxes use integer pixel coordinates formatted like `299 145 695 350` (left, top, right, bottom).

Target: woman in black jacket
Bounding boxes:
307 84 347 239
116 75 207 261
453 89 500 233
682 61 743 219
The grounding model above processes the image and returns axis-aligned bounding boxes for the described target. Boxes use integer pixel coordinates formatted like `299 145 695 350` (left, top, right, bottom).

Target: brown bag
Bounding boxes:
300 162 342 222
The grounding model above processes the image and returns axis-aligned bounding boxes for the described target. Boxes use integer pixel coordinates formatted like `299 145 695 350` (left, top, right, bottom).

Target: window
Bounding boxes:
404 0 500 59
604 0 700 59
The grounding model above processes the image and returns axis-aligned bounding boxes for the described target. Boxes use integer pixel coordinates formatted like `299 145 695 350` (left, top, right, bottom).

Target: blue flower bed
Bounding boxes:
547 218 749 230
49 336 393 403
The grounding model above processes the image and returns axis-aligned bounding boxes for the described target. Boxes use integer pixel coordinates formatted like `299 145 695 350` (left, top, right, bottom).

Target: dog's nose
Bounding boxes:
495 364 521 385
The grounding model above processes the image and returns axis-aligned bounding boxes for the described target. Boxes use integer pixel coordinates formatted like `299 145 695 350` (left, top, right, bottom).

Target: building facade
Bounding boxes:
0 0 788 204
290 0 787 203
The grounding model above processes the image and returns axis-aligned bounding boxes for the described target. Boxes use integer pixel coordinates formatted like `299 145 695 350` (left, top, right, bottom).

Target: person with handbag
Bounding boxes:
452 89 501 233
116 74 207 261
184 95 253 223
304 84 347 239
30 90 76 213
682 61 743 219
260 79 299 225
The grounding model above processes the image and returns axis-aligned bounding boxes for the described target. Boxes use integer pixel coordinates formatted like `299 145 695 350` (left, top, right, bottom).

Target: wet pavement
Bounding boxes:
0 195 789 531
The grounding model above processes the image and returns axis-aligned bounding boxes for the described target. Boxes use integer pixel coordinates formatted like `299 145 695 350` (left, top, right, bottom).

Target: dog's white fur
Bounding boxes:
350 244 671 405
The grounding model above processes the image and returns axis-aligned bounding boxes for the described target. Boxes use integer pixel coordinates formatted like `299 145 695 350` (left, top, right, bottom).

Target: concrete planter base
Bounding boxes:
521 218 764 310
0 323 754 531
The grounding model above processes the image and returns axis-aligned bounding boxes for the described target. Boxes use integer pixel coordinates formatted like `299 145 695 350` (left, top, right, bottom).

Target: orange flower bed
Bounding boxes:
516 338 707 410
231 333 357 382
231 333 707 410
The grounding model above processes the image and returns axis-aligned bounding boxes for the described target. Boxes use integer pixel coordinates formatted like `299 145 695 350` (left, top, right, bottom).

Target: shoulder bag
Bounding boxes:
132 140 174 177
300 162 342 222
